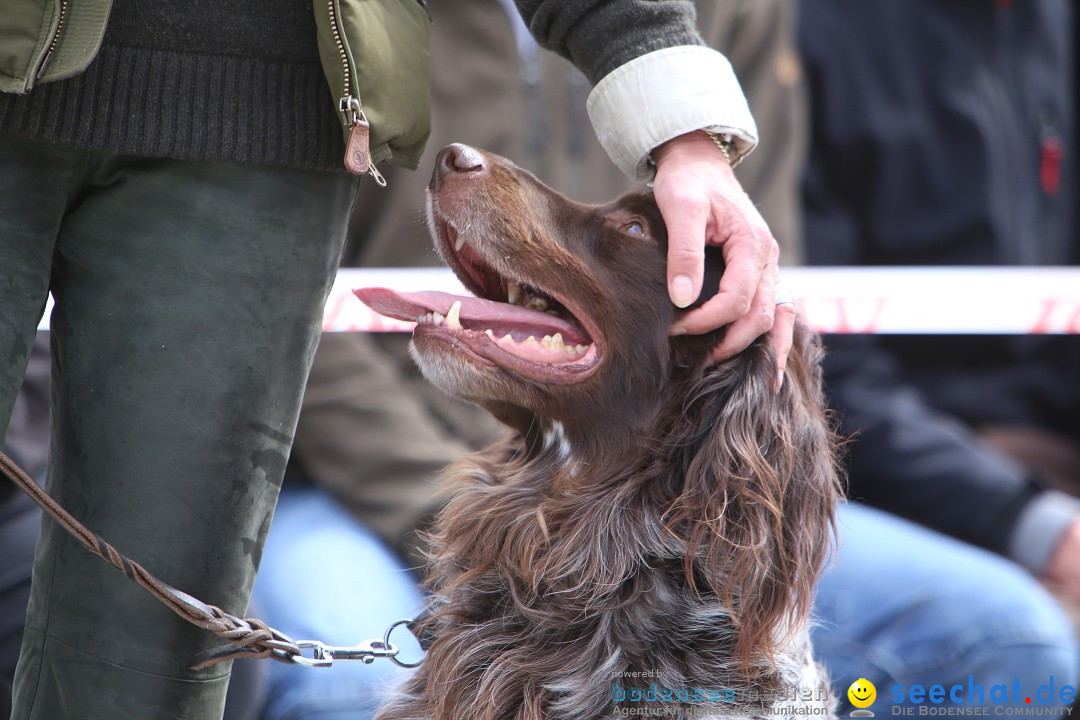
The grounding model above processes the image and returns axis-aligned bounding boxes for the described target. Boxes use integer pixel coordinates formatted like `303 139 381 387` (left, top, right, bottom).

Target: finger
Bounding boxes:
698 226 771 331
670 245 765 335
708 284 777 367
658 192 708 308
671 293 738 337
708 270 778 363
769 302 797 392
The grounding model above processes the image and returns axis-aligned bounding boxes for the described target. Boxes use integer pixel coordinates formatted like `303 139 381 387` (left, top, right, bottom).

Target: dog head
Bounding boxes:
358 144 688 444
357 144 839 686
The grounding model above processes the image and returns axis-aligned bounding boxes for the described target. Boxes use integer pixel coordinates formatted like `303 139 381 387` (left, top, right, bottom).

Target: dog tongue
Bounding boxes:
354 288 590 345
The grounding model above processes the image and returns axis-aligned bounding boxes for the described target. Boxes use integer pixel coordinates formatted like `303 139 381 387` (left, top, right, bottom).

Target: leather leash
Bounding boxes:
0 449 425 670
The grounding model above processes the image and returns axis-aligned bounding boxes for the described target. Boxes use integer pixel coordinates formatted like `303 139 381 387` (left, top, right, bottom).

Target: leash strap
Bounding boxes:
0 450 422 670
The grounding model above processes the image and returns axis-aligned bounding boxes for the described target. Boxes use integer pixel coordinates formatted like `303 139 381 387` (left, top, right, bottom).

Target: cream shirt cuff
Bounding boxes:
1008 490 1080 576
586 45 759 182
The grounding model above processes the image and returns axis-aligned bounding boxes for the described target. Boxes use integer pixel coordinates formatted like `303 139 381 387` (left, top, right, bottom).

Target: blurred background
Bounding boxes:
2 0 1077 718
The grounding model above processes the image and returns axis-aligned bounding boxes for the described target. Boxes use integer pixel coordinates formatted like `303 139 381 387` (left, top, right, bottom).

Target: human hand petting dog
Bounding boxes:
652 130 793 387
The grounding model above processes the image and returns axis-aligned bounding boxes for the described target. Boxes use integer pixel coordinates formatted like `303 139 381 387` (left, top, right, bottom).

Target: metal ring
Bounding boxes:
384 619 424 669
775 283 795 306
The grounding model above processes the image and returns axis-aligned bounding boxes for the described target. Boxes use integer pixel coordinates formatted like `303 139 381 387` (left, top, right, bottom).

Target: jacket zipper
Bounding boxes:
34 0 69 82
327 0 386 185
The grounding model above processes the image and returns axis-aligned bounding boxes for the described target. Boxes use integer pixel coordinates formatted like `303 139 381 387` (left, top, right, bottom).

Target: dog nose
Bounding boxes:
442 144 485 173
432 144 485 189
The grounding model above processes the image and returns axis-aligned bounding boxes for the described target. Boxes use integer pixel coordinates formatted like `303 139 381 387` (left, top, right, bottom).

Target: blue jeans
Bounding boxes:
252 489 424 720
814 504 1078 712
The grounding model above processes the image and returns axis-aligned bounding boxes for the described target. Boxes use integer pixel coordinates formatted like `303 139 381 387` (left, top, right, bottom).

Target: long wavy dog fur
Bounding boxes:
357 144 841 720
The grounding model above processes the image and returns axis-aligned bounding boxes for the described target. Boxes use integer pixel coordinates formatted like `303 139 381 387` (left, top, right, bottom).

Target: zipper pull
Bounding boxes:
344 120 371 174
339 96 387 186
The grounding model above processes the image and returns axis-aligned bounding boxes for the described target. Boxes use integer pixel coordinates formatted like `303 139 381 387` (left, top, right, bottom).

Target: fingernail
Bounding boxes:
669 324 688 336
774 370 785 393
670 275 695 308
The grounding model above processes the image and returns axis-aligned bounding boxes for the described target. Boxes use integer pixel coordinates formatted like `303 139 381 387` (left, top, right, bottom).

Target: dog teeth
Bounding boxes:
415 304 590 357
488 329 590 356
540 333 565 349
446 300 463 329
416 312 445 326
506 283 557 315
507 283 523 306
454 232 467 252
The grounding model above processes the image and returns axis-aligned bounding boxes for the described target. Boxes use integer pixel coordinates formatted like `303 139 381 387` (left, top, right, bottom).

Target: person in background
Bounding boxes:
799 0 1079 708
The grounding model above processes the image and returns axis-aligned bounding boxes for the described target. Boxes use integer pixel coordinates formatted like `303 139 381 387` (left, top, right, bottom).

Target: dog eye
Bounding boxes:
621 221 646 237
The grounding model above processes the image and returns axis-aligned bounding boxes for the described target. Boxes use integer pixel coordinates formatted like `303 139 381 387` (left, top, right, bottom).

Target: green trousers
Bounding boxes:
0 136 357 719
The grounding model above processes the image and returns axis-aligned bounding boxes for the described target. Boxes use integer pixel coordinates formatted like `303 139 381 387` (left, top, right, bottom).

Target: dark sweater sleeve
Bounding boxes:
804 152 1044 557
824 334 1043 556
512 0 704 85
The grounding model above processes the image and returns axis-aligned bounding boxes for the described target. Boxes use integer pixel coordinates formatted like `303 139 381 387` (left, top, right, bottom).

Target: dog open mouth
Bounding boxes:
354 215 601 383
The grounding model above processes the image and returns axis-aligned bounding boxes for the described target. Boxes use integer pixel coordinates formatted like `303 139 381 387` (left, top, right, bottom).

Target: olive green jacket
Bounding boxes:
0 0 432 170
0 0 110 93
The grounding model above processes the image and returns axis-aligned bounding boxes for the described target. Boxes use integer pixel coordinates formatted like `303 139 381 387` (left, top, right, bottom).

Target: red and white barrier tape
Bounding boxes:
36 267 1080 335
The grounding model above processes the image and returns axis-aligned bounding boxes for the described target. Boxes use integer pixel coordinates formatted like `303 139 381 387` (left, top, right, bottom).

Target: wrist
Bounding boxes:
586 46 758 181
653 131 738 175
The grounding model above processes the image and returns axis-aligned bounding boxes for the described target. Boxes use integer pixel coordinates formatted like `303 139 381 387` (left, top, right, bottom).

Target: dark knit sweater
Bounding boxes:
0 0 345 170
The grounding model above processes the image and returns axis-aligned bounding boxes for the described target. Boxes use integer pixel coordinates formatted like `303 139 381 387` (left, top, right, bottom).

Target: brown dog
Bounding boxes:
356 144 840 720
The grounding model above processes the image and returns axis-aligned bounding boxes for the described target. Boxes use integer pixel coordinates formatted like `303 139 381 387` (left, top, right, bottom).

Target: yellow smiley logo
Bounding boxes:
847 678 877 709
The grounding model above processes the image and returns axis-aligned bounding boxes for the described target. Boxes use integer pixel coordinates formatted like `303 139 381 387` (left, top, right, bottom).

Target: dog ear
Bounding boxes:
662 323 840 671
